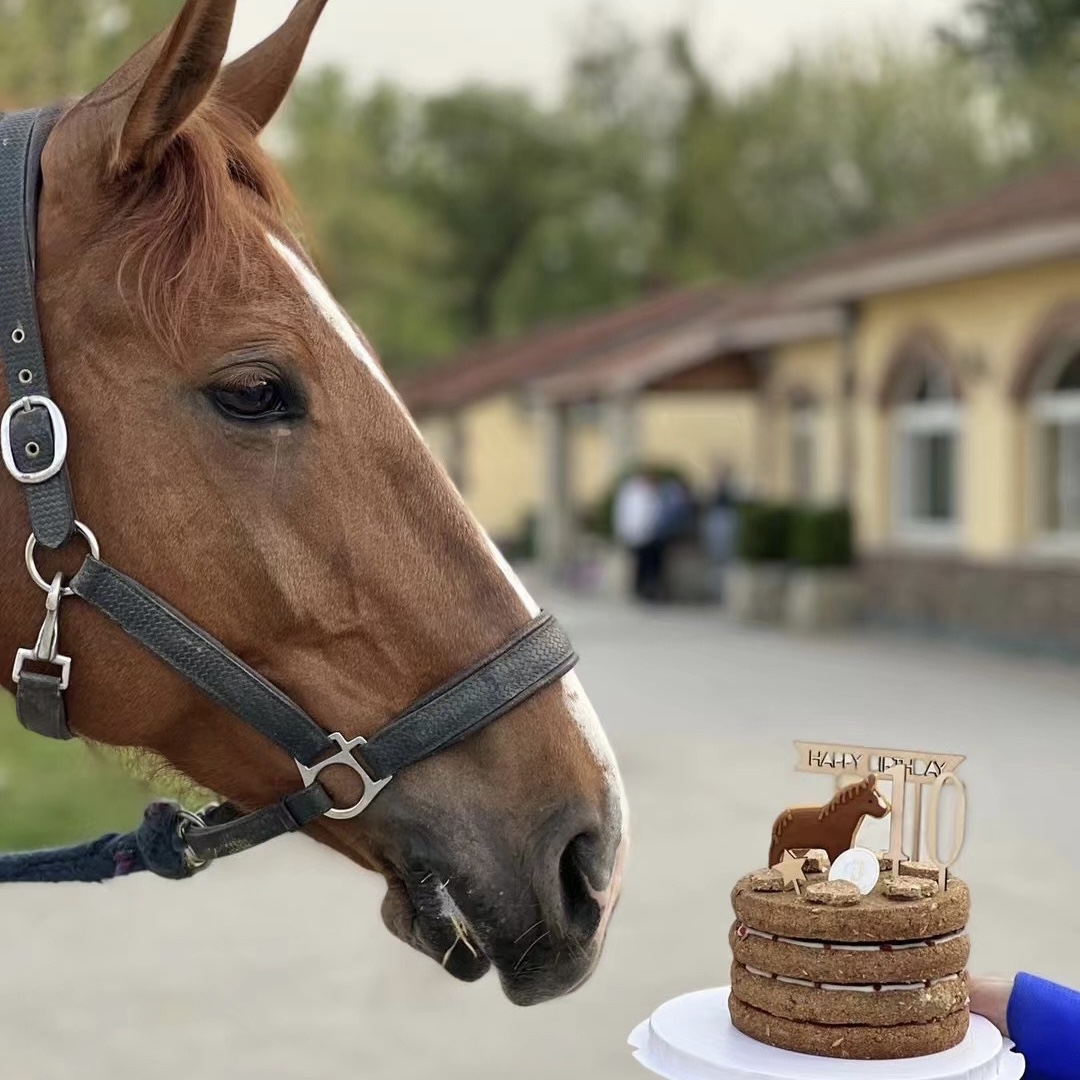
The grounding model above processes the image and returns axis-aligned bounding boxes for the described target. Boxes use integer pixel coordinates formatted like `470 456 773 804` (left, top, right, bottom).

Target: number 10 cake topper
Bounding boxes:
785 741 969 889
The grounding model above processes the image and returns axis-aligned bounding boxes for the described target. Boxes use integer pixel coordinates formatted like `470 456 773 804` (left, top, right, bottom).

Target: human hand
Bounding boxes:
969 976 1013 1036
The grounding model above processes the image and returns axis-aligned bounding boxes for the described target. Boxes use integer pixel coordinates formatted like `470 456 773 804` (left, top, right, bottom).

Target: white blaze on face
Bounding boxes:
270 231 628 899
267 233 418 434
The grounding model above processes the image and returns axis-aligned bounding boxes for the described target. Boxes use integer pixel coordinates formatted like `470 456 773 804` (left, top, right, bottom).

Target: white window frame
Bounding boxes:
1030 388 1080 554
892 400 962 547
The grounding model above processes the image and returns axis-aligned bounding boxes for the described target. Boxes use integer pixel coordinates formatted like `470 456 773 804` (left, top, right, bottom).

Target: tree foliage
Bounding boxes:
940 0 1080 74
0 1 1077 373
0 0 178 104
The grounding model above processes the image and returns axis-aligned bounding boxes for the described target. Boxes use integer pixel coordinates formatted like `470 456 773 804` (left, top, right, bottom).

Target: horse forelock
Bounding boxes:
107 95 293 354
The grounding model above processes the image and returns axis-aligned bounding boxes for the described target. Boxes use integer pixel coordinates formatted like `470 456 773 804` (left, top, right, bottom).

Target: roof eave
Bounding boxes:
787 219 1080 307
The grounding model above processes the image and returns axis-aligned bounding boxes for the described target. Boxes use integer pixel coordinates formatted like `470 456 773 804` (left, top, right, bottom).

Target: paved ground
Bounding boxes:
4 585 1080 1080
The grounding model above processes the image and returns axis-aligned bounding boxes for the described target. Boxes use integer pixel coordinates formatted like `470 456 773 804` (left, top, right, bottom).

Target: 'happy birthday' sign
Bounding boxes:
795 742 965 785
791 740 969 889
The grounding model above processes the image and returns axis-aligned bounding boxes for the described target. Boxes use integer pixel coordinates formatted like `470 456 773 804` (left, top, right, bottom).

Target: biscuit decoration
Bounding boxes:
769 776 890 867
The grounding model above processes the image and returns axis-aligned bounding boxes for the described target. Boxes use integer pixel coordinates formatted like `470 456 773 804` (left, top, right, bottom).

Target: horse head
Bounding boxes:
0 0 626 1006
864 775 891 819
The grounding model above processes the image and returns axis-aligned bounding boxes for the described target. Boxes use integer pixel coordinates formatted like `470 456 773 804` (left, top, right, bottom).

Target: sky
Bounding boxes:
228 0 970 102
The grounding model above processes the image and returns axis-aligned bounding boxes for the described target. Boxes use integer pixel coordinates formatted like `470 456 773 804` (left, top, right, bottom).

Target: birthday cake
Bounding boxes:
728 772 972 1061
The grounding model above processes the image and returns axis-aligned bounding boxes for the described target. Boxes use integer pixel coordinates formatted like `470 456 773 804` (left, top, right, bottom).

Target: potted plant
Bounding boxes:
726 502 795 623
786 505 862 631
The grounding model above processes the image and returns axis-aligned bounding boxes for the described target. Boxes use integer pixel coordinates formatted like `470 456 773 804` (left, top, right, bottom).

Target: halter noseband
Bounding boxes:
0 108 577 874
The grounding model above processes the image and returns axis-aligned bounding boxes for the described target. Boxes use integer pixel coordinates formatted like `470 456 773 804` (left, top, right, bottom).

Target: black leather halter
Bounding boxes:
1 108 577 872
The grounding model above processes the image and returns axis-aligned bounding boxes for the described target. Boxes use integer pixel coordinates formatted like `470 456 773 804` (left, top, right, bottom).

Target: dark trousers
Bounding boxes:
632 541 666 601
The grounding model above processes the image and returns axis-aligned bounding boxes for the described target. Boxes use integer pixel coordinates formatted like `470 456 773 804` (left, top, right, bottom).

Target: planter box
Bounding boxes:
668 543 720 604
725 563 788 624
786 568 863 632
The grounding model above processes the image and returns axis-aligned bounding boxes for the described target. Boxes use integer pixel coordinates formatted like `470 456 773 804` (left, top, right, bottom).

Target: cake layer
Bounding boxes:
729 996 970 1060
732 873 970 943
729 922 971 984
731 962 969 1027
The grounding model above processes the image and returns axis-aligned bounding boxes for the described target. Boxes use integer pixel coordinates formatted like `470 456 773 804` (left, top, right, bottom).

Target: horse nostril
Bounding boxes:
558 832 604 939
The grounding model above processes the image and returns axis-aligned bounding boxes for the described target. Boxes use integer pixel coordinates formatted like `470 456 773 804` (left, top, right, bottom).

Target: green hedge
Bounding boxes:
735 502 855 566
735 502 795 563
790 505 855 568
790 505 855 570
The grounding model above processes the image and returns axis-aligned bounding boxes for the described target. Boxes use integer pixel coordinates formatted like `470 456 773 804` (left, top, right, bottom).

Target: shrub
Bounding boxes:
790 505 855 568
500 511 539 561
736 502 795 563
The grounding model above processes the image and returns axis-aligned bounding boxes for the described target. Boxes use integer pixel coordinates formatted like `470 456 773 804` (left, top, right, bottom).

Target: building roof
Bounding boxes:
399 284 728 415
536 291 839 403
401 161 1080 412
784 161 1080 305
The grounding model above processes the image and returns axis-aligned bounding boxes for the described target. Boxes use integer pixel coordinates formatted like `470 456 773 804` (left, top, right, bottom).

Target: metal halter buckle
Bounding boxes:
295 733 393 820
175 806 217 874
1 395 68 485
12 571 71 690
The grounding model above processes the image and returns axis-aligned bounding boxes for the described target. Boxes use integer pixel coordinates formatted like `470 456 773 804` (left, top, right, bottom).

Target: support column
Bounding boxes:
839 302 861 505
607 392 640 477
538 402 574 571
750 350 775 499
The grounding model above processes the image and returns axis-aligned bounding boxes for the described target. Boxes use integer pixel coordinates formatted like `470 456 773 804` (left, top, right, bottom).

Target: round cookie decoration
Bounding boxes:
829 847 881 895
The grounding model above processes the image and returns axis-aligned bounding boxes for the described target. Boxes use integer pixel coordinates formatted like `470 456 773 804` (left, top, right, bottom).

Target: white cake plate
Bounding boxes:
629 989 1025 1080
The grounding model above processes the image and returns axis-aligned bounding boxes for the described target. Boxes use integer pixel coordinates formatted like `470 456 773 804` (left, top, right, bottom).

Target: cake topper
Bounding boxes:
791 741 968 889
769 776 890 867
771 850 808 896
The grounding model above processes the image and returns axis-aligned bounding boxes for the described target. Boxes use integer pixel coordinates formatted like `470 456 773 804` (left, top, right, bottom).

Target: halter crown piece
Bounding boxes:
0 109 577 881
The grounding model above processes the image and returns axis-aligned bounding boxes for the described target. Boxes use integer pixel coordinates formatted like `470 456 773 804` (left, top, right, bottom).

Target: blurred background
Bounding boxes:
3 1 1080 1077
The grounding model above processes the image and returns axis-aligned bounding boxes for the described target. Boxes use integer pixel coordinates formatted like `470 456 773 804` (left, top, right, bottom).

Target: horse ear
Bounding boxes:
218 0 331 134
63 0 236 176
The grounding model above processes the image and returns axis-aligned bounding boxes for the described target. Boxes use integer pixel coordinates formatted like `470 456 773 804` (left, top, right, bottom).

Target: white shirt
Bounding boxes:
613 477 661 548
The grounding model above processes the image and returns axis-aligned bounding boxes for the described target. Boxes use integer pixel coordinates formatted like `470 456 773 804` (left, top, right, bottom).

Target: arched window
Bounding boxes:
892 357 961 540
1032 344 1080 537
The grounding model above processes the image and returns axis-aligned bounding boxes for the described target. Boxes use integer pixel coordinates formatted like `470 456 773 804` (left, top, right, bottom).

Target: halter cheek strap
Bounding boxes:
0 109 76 549
2 108 580 879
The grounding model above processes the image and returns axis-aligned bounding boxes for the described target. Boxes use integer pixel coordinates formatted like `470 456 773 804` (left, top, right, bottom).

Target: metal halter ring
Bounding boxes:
295 733 393 820
24 521 100 597
175 808 211 873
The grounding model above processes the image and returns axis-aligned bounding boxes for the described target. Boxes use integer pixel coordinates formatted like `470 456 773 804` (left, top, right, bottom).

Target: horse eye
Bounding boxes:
210 377 292 422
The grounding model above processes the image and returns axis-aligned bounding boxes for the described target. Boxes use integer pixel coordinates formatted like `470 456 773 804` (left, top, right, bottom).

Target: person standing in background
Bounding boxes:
614 470 663 601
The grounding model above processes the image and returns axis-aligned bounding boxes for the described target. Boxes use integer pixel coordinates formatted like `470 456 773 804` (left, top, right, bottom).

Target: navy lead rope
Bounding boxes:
0 802 195 884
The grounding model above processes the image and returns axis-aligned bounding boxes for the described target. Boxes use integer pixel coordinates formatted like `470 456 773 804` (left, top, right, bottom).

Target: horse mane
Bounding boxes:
772 809 794 841
818 775 876 822
111 94 294 352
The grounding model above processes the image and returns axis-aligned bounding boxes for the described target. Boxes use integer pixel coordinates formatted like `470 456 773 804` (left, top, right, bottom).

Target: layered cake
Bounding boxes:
728 859 971 1060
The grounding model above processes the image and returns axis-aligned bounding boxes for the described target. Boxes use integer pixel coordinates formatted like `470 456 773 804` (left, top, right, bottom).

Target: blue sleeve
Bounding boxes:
1007 973 1080 1080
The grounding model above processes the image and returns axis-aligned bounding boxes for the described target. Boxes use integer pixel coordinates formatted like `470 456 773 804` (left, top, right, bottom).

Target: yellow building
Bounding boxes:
402 284 737 548
404 163 1080 650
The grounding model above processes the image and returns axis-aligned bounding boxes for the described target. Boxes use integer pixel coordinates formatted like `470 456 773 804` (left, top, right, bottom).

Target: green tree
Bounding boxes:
282 70 457 369
940 1 1080 166
940 0 1080 74
658 40 999 281
0 0 179 105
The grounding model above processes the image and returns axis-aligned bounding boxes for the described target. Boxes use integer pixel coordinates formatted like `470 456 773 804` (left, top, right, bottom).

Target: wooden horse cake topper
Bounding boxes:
769 775 890 867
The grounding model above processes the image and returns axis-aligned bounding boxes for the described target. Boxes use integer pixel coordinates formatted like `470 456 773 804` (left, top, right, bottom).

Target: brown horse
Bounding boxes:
0 0 625 1006
769 776 889 867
